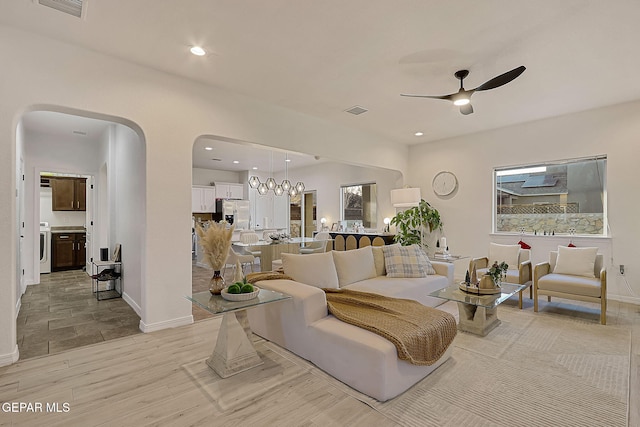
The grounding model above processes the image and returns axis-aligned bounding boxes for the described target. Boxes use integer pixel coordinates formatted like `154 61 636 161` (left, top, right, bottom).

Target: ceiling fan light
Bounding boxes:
453 98 470 106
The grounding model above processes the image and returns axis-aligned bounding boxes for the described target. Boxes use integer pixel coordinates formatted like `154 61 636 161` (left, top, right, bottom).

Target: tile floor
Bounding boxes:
17 261 253 360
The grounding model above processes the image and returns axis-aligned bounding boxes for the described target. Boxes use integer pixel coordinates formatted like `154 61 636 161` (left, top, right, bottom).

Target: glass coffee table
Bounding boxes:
429 282 528 336
187 289 291 378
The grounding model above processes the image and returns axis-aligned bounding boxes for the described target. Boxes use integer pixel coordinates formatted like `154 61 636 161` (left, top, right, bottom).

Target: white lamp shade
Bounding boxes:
390 188 421 207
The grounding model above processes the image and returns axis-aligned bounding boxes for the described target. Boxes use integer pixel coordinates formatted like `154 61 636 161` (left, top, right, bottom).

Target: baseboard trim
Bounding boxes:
609 294 640 305
0 345 19 367
122 292 142 317
139 315 193 333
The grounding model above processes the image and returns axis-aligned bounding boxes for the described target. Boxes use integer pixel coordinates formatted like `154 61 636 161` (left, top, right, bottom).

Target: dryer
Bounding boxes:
40 222 51 274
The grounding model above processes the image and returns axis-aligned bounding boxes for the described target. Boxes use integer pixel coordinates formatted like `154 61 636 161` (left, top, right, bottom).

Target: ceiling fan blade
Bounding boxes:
460 104 473 115
400 93 453 101
473 66 526 92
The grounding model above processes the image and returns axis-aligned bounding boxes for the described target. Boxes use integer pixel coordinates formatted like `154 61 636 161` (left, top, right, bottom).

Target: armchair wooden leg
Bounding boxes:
533 286 538 312
601 298 607 325
547 296 551 302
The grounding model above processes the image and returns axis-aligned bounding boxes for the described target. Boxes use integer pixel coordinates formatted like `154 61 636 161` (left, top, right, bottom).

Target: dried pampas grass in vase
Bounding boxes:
196 221 235 295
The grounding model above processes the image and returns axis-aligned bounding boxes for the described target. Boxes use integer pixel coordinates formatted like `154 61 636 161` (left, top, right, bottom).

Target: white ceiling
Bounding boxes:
6 1 640 149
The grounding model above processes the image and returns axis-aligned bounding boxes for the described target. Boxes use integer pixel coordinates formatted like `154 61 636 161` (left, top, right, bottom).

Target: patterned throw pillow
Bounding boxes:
415 246 436 275
382 244 434 278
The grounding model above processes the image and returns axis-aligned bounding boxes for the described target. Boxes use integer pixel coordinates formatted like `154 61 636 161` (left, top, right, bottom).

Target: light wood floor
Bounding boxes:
4 267 640 426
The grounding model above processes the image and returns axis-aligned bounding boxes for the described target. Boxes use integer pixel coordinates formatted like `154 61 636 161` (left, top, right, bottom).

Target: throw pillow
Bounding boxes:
382 244 426 278
282 252 339 289
415 246 436 275
371 243 398 276
518 240 531 250
332 246 377 287
488 243 520 269
553 246 598 278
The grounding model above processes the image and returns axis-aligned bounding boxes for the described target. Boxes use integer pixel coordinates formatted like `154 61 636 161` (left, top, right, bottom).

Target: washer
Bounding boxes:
39 221 51 274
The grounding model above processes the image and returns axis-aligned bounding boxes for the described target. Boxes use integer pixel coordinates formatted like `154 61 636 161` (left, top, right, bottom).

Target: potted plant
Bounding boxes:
390 199 443 248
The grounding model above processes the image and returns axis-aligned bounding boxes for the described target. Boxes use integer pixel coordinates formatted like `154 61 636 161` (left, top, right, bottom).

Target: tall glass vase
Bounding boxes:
210 270 225 295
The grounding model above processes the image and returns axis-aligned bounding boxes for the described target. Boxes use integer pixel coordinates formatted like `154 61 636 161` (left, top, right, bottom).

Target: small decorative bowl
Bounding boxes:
221 286 260 301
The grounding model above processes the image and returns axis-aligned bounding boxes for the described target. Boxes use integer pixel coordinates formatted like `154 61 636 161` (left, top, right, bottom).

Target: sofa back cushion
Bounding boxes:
371 243 399 276
488 243 521 268
282 252 339 289
382 244 435 278
332 246 377 287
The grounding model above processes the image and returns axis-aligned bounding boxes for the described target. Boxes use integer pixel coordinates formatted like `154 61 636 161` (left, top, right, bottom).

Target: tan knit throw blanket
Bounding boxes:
323 289 457 366
245 271 294 284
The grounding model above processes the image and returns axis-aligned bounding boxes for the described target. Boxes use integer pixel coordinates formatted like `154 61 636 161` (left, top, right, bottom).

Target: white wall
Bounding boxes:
286 161 403 231
407 101 640 303
113 124 146 315
192 168 241 186
0 22 411 363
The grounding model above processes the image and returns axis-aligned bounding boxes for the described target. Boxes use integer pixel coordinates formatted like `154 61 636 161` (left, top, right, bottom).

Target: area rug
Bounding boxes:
266 302 630 427
182 342 308 412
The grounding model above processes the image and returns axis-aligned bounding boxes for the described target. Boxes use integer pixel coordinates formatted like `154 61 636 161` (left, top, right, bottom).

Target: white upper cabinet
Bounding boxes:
192 186 217 213
215 182 244 199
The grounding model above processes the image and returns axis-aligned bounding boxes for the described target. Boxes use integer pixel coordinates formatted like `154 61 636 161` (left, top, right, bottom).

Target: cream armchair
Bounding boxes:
534 249 606 325
469 244 532 309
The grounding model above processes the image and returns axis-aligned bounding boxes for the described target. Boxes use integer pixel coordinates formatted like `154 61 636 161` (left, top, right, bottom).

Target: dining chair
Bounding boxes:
299 232 330 254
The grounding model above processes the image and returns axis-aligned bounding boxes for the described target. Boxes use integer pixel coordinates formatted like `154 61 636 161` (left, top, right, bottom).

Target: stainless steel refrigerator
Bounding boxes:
221 199 250 230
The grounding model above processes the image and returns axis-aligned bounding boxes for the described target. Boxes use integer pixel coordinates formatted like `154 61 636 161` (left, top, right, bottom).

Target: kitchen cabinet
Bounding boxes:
215 182 244 199
192 186 217 213
52 232 86 271
51 177 86 211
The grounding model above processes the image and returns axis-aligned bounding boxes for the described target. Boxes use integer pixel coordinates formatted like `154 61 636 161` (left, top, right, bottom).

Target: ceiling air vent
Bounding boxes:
344 105 368 115
37 0 84 18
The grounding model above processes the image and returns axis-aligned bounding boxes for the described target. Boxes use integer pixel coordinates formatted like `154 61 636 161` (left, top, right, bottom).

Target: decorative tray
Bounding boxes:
221 286 260 301
458 282 501 295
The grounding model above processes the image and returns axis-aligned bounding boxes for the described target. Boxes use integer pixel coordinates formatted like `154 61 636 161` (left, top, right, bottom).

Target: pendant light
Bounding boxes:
281 153 292 192
249 176 261 188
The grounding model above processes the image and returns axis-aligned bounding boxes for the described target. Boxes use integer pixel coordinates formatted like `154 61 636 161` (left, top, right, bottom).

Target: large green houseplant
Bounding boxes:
390 199 442 247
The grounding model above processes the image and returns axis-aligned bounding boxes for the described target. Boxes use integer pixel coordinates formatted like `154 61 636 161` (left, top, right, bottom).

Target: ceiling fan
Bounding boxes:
401 65 526 115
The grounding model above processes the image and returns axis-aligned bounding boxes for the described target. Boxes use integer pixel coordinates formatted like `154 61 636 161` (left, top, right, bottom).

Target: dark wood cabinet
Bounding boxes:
52 233 86 271
51 177 86 211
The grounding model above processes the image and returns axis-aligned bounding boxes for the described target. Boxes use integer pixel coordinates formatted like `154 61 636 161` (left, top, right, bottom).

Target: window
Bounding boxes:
340 183 377 229
494 156 606 235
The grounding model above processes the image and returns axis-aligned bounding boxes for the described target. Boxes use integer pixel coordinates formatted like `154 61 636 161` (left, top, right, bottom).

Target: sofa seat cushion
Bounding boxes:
309 315 452 401
343 275 448 308
476 268 522 284
537 273 602 298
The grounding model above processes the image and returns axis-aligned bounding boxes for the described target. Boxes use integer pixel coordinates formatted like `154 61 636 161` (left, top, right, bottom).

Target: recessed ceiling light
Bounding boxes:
285 158 291 162
414 132 424 136
190 46 206 56
232 160 239 164
204 146 213 151
252 167 258 170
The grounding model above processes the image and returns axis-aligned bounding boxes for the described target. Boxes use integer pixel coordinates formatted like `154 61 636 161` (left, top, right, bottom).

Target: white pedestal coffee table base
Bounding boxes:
207 310 263 378
457 302 501 337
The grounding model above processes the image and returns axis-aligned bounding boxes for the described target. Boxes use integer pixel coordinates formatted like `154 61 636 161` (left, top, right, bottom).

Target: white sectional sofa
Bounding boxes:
247 245 455 401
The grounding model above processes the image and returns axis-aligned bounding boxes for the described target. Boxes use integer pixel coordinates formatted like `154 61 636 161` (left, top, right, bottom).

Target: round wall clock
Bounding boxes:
432 171 458 196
